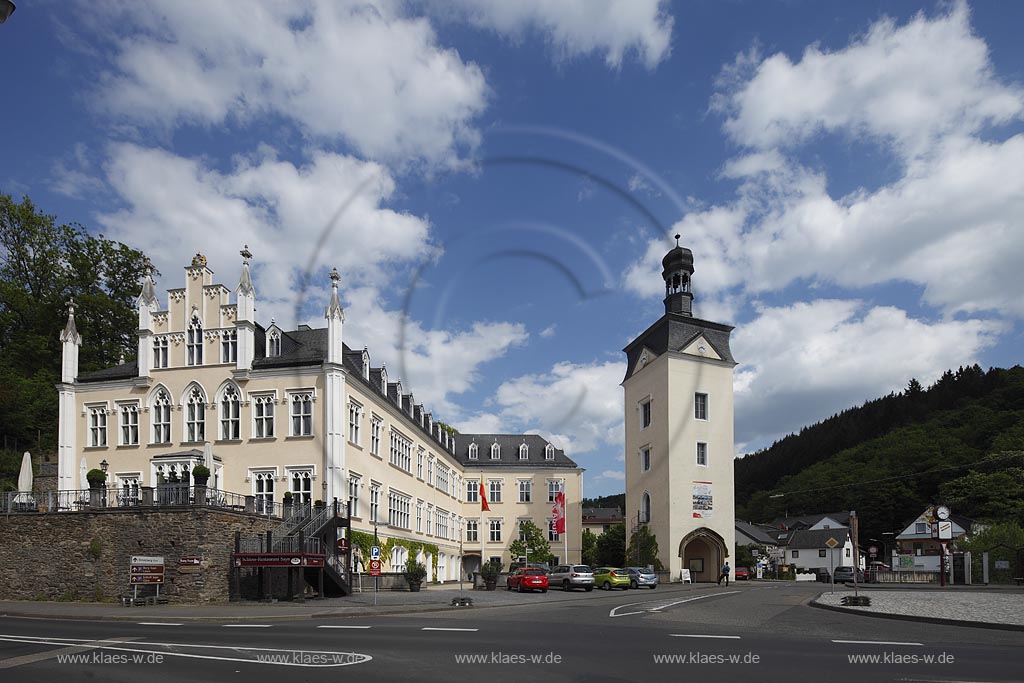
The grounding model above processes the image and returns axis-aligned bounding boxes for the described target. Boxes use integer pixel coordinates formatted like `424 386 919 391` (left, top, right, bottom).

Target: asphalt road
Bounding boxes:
1 582 1021 682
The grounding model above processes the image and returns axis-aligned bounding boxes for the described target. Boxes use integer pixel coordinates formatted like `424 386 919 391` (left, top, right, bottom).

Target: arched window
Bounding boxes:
152 389 172 444
544 444 555 461
290 469 312 507
187 316 203 365
268 328 281 357
185 386 206 442
519 443 529 460
220 385 240 440
490 442 500 460
641 492 651 524
468 443 478 460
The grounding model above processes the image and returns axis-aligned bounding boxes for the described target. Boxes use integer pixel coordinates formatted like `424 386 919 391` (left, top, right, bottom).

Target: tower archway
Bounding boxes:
678 528 728 582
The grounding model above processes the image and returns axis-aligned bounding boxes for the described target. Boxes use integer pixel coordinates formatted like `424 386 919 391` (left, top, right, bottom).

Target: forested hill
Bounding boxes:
736 365 1024 537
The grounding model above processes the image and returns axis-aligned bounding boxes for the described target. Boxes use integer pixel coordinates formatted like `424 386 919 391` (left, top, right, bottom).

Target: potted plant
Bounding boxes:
480 559 502 591
404 558 428 592
314 499 326 511
192 465 210 505
282 491 294 510
86 468 107 508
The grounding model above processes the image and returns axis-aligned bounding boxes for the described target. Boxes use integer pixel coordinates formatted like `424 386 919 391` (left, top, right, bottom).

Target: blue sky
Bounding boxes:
3 1 1023 497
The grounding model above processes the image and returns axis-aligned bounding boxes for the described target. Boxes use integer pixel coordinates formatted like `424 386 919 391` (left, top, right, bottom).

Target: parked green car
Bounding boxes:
592 567 631 590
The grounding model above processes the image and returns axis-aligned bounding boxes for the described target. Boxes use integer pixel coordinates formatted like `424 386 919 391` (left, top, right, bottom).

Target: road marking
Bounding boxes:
610 591 739 618
138 622 183 626
832 640 923 646
422 627 478 632
223 624 272 628
0 634 372 668
317 625 372 629
669 634 741 639
0 636 138 670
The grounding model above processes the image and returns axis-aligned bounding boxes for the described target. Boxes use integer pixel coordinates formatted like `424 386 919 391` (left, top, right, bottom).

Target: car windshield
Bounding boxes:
524 569 544 576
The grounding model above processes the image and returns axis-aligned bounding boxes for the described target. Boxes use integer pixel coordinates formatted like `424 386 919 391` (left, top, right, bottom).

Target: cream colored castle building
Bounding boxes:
56 250 582 578
623 238 737 581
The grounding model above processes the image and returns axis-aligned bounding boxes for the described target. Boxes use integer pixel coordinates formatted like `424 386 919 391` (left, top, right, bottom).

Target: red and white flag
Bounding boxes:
552 491 565 534
480 482 490 512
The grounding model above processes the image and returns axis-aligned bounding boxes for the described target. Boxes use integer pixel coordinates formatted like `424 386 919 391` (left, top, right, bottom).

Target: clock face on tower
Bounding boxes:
936 505 950 520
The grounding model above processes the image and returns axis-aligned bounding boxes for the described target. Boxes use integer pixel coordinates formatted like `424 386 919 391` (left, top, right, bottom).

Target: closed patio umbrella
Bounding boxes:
14 452 34 505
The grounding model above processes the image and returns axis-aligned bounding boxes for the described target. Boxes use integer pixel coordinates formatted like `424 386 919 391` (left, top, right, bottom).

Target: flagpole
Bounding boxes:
563 478 568 564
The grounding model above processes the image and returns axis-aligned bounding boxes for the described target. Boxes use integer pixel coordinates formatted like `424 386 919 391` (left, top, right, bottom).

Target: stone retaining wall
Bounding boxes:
0 508 276 603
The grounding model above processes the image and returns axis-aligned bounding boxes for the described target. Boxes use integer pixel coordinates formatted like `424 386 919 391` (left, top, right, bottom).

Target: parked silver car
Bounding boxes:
548 564 594 591
624 566 658 589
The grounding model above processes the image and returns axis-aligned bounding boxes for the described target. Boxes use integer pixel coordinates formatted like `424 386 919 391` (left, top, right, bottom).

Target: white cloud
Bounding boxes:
712 2 1024 159
540 324 558 338
80 1 488 167
435 0 674 68
732 299 1004 451
598 470 625 481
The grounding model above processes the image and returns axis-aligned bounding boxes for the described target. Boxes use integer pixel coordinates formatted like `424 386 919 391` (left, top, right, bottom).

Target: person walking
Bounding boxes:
718 561 731 586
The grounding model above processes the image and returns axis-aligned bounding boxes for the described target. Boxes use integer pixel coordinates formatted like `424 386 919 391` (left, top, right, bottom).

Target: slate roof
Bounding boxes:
77 360 140 383
455 434 578 468
583 507 624 523
622 312 735 382
787 528 851 550
766 513 851 531
736 520 778 545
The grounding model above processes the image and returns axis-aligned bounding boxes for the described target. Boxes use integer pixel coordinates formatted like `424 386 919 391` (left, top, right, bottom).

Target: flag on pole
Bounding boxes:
479 481 490 512
552 491 566 534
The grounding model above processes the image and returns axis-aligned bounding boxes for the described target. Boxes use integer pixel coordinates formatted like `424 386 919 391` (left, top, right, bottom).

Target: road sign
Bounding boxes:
130 555 164 566
825 537 840 549
129 575 164 584
868 545 878 555
178 556 202 566
937 520 953 540
337 538 350 553
368 559 382 576
129 556 164 585
370 545 380 560
130 565 165 575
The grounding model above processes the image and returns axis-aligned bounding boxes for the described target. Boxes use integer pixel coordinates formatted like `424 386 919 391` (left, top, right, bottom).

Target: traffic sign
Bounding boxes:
337 538 350 553
825 537 840 549
868 545 878 555
130 555 164 566
370 545 380 560
368 559 382 576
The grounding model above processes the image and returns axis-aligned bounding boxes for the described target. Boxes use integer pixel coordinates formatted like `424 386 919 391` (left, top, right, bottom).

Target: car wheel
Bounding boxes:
506 581 511 591
621 585 629 590
630 580 638 589
603 581 611 590
541 588 547 593
585 586 593 592
518 583 524 593
562 580 570 591
649 585 657 589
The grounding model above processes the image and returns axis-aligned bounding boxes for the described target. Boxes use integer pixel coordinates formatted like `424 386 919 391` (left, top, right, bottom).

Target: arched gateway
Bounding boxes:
679 528 728 583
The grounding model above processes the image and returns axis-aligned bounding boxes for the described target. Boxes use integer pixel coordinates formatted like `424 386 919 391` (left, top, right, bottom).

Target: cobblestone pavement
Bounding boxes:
814 588 1024 626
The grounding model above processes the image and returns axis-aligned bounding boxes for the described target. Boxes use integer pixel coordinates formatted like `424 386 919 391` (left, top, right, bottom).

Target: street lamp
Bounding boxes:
99 459 108 473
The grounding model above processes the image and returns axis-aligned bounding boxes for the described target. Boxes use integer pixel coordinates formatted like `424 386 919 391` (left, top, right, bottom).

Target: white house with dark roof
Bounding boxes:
785 528 855 573
56 250 584 583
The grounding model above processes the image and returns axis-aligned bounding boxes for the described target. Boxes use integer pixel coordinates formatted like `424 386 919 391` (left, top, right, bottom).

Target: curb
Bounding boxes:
808 597 1024 632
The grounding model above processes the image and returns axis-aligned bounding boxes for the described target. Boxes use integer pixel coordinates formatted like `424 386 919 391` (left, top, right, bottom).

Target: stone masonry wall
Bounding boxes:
0 508 277 603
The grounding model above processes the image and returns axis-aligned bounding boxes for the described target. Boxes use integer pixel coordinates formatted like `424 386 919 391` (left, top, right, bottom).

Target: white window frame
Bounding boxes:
469 443 478 460
288 390 314 437
466 519 479 543
118 401 139 446
251 392 276 439
152 336 169 369
267 328 282 357
490 442 501 460
547 479 560 503
427 456 434 486
348 400 362 446
489 519 502 543
389 429 412 472
544 444 554 460
466 479 479 503
187 316 203 366
151 388 172 444
87 404 108 447
388 489 411 530
250 468 277 511
185 385 206 442
370 415 382 455
695 392 708 421
696 442 708 467
548 518 560 542
369 483 381 524
488 479 502 504
287 466 314 507
519 443 529 460
219 384 241 440
348 474 361 518
416 500 424 533
221 329 237 363
518 479 532 503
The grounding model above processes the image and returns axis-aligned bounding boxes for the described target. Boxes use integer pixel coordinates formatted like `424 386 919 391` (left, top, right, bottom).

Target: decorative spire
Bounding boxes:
138 269 158 306
60 298 82 345
325 267 345 319
237 245 255 296
675 233 680 247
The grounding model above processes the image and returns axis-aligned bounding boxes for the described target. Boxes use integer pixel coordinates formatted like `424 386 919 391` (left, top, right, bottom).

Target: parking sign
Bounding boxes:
370 545 380 560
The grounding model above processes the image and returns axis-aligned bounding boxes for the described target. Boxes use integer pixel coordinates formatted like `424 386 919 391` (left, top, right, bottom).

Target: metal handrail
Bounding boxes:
2 487 283 518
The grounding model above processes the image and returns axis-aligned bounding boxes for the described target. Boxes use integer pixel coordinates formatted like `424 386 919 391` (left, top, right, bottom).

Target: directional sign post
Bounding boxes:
129 555 165 602
825 537 840 594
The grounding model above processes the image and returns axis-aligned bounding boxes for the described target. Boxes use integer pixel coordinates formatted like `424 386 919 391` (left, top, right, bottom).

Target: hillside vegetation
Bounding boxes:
737 365 1024 541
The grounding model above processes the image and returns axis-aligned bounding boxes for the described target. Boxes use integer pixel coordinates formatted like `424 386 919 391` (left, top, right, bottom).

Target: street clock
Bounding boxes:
935 505 950 520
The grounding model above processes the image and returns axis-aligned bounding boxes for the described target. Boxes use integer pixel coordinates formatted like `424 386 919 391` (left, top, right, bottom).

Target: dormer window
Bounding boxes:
268 328 281 357
469 443 478 460
490 442 500 460
362 349 370 381
187 316 203 366
544 444 555 461
519 443 529 460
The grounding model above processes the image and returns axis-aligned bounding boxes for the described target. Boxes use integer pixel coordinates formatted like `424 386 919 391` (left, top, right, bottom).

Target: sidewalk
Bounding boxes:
812 585 1024 631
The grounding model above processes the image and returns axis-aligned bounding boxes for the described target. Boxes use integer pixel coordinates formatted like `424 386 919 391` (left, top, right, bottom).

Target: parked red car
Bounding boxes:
506 567 549 593
734 566 751 580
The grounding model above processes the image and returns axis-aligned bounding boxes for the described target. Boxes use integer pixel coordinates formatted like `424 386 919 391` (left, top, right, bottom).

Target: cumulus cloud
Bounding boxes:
732 299 1004 451
433 0 674 68
712 2 1023 159
78 1 489 167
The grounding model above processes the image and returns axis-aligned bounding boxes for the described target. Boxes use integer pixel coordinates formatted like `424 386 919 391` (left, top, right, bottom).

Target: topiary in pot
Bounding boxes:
191 465 211 487
480 559 502 590
404 558 428 591
86 469 107 489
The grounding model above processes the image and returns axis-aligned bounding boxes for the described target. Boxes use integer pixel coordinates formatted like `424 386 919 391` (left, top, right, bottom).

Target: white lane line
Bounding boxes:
610 591 739 618
669 634 741 639
318 625 372 629
422 627 478 632
222 624 272 628
833 640 924 646
0 636 139 670
138 622 183 626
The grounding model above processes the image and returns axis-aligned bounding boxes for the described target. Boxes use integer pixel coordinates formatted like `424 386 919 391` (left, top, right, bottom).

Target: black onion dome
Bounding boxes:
661 234 693 273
